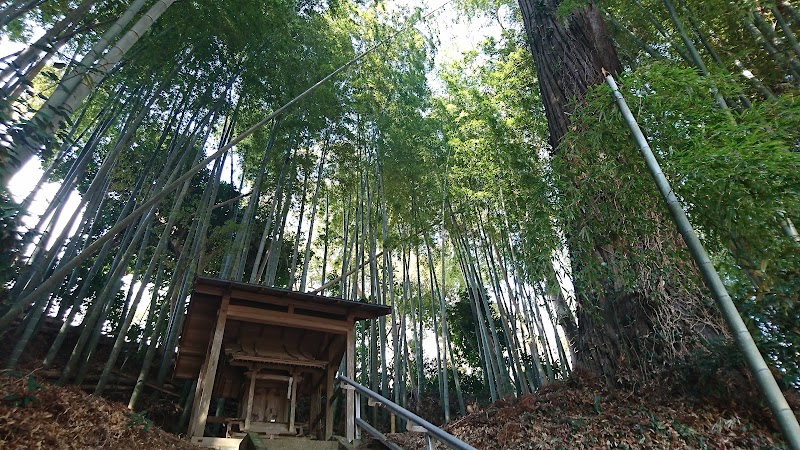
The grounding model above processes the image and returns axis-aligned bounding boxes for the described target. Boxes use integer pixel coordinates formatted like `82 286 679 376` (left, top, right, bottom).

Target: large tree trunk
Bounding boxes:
517 0 621 149
517 0 722 384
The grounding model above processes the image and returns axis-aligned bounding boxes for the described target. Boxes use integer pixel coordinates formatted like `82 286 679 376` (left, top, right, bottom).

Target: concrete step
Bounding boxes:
193 434 347 450
258 436 340 450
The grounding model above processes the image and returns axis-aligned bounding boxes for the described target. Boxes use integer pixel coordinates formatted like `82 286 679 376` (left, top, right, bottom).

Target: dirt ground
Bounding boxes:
2 334 798 450
386 369 796 449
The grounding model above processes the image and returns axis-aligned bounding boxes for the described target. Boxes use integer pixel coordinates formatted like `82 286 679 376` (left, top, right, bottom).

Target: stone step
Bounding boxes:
195 433 348 450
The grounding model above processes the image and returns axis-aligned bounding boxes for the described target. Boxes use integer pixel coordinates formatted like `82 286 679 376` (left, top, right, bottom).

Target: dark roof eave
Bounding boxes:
194 276 391 320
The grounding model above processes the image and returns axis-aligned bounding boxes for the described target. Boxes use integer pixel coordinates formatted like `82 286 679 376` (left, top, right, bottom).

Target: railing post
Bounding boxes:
345 324 356 442
355 391 362 440
337 374 477 450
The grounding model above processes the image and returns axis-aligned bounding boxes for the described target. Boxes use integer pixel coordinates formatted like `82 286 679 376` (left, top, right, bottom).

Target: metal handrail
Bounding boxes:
337 374 477 450
355 417 404 450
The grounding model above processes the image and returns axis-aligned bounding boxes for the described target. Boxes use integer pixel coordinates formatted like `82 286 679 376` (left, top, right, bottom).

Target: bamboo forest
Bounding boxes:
1 0 799 448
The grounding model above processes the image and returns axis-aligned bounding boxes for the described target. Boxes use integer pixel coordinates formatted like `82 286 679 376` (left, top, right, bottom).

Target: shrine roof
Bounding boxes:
192 276 391 321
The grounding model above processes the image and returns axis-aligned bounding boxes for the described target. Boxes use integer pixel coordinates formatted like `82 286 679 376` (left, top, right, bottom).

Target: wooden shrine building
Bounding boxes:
174 277 391 448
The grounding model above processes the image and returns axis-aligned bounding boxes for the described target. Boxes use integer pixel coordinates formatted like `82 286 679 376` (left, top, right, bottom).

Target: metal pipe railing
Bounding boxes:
337 374 477 450
355 417 404 450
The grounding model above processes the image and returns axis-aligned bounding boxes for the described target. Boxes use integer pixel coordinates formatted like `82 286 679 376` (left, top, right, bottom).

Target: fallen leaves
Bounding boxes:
387 370 791 449
0 374 201 450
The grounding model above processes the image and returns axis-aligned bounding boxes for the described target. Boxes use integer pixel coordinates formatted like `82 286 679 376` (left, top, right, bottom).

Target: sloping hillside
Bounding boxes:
0 374 200 450
388 369 795 449
1 358 797 449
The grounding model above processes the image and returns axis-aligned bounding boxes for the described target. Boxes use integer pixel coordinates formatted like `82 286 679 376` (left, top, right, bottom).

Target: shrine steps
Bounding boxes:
192 433 353 450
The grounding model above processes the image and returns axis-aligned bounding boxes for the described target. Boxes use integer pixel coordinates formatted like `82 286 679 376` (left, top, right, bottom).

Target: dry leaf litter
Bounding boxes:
386 369 795 450
0 374 201 450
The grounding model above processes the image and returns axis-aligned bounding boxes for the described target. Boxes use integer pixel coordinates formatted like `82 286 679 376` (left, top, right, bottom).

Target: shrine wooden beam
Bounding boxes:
227 304 351 334
188 291 230 438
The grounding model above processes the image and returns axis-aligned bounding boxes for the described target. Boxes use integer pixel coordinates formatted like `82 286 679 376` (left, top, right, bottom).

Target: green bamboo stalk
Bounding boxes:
94 150 208 394
0 1 443 339
603 9 665 60
226 117 279 282
299 140 329 291
752 10 800 78
606 73 800 450
7 0 152 174
128 292 171 410
453 233 499 401
264 155 297 286
0 0 95 85
772 6 800 60
662 0 731 114
288 162 311 289
0 0 45 29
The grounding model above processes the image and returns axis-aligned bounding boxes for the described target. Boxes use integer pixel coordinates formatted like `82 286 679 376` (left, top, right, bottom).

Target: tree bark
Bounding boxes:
516 0 722 384
516 0 621 149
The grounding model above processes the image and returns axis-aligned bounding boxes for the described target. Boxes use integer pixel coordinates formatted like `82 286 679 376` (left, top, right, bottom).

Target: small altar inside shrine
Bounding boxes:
173 277 390 448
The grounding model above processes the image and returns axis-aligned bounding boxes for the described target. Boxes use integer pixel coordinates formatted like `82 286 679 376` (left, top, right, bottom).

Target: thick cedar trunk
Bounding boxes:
517 0 621 148
517 0 721 383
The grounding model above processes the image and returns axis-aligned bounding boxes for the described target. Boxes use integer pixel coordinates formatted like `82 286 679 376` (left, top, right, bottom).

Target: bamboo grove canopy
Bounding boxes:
1 0 799 447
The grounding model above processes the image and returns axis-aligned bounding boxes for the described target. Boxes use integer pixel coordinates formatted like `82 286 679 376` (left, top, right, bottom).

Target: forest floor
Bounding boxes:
1 369 793 450
2 322 798 449
0 373 200 450
386 368 798 450
0 320 201 449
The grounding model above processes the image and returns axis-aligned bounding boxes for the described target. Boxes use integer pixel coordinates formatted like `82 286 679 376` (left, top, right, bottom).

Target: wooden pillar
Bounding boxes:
310 379 321 438
188 353 212 437
345 323 355 442
244 367 257 432
325 363 335 439
188 292 230 438
288 371 298 434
